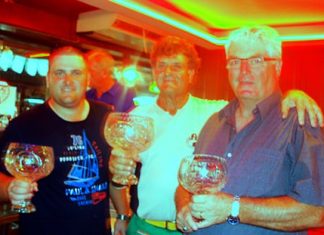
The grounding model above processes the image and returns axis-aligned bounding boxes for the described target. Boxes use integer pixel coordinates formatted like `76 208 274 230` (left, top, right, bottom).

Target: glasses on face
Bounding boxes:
52 69 86 80
226 57 278 69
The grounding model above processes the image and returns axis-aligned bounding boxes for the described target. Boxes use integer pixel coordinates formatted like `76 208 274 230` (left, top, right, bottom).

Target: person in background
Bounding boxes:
85 49 136 112
109 35 323 235
0 46 129 235
176 25 324 235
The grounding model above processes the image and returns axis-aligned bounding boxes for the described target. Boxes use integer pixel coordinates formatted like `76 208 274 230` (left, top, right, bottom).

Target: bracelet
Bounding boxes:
116 214 131 221
111 181 128 190
111 184 127 190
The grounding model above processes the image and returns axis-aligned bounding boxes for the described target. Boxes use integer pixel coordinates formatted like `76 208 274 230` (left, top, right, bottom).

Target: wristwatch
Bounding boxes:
227 195 240 225
116 214 131 221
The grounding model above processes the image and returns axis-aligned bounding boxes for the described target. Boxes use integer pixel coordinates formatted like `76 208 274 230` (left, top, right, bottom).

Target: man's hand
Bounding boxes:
282 90 323 127
113 219 128 235
109 149 137 185
190 193 232 229
7 179 37 206
176 203 199 233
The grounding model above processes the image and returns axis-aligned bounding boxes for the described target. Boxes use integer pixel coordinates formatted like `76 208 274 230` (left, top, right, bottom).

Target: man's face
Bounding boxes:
47 54 89 108
87 57 114 89
153 54 194 97
227 39 281 104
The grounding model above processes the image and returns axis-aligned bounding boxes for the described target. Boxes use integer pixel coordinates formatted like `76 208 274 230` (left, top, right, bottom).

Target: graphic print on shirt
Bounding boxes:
63 130 107 206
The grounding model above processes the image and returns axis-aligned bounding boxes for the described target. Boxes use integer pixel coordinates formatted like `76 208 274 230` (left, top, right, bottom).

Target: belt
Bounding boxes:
144 218 177 231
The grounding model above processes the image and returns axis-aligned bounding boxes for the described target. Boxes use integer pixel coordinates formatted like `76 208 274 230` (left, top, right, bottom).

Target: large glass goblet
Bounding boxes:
178 154 227 194
104 112 154 185
4 143 54 213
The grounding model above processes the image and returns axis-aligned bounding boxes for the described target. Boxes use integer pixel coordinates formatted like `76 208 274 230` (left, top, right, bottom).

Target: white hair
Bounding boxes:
225 25 282 59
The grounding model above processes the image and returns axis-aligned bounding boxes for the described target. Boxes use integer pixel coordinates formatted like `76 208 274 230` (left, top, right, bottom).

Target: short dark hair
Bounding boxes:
48 46 86 70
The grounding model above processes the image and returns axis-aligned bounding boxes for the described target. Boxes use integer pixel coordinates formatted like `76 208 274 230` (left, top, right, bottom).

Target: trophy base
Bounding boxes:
12 200 36 213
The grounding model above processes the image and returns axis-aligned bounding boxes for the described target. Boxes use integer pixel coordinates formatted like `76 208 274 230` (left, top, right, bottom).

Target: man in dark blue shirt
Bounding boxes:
176 26 324 235
85 49 136 112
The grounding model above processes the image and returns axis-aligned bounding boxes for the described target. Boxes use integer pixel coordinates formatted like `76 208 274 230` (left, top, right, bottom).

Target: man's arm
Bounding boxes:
240 196 324 231
109 184 130 235
189 193 324 231
109 184 130 216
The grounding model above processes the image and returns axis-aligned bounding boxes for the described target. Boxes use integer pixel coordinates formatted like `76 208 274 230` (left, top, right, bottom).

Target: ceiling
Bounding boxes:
78 0 324 49
0 0 323 54
15 0 95 18
149 0 324 29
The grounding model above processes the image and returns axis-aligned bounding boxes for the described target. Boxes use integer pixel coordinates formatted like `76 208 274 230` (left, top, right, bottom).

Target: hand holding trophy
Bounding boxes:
105 112 154 185
178 153 227 194
178 154 227 221
4 143 54 213
178 154 227 223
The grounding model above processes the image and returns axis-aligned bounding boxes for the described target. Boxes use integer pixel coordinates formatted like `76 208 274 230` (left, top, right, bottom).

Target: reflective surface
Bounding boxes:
179 154 227 194
104 112 154 185
4 143 54 213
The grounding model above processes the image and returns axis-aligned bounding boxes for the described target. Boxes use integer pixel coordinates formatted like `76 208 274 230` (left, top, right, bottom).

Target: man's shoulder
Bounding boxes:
88 100 113 114
190 96 228 112
112 82 136 95
13 103 47 123
86 88 96 98
2 103 49 141
131 102 155 116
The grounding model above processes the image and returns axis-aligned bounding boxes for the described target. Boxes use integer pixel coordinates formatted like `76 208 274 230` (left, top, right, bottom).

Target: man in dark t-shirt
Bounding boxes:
0 46 129 235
